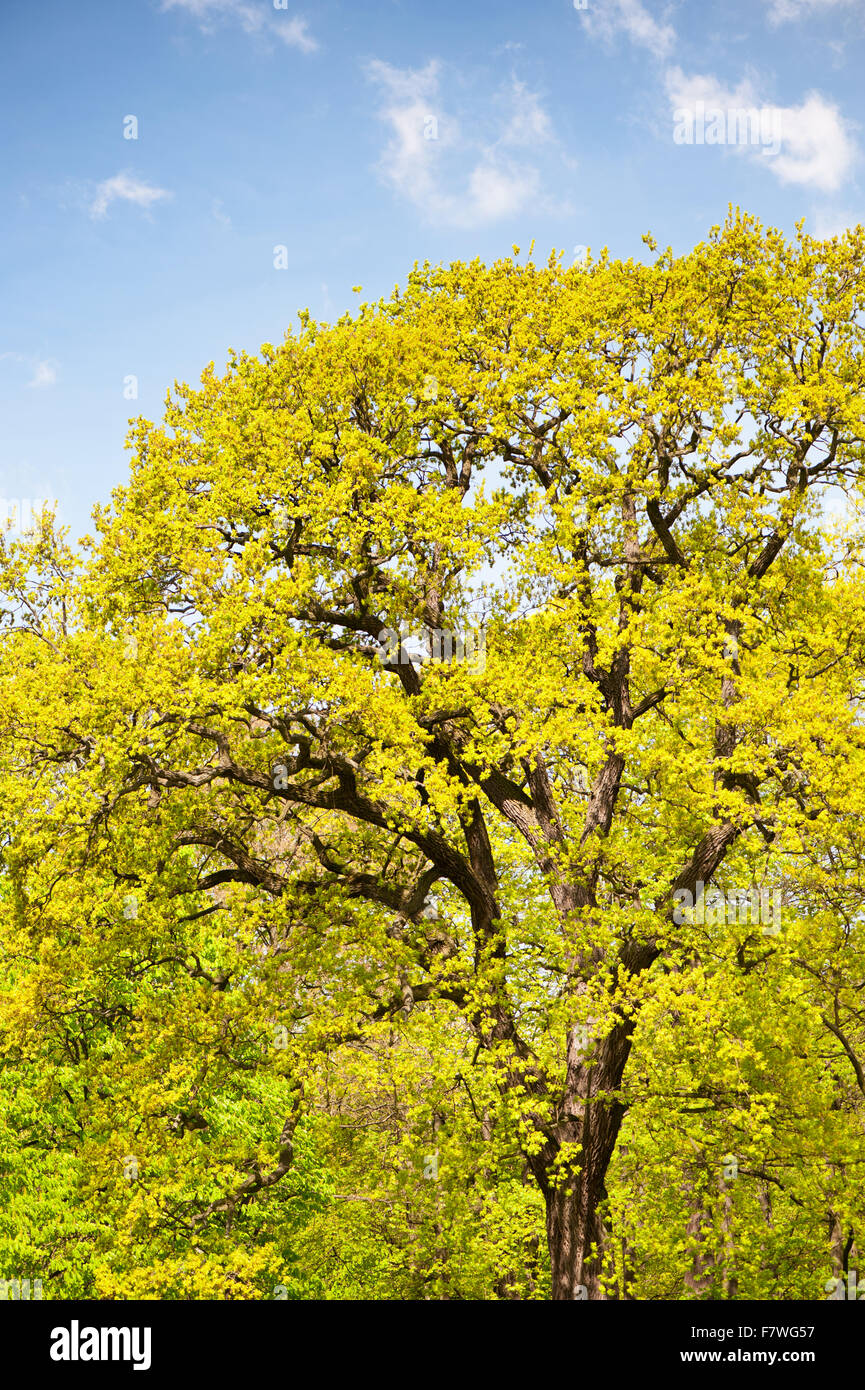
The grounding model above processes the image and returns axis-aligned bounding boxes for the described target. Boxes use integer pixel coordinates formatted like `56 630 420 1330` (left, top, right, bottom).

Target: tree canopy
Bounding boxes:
3 210 865 1299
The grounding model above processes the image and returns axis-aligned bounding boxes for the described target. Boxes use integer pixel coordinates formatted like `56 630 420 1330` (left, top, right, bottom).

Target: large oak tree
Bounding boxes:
3 211 865 1298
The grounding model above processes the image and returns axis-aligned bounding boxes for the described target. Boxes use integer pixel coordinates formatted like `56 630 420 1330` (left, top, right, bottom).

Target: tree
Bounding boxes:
3 209 865 1299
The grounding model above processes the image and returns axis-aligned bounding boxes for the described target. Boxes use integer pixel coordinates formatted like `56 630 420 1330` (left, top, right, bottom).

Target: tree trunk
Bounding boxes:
545 1172 609 1299
534 1022 631 1299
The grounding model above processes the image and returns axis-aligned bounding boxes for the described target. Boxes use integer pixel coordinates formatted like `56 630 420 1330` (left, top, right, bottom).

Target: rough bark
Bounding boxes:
529 1022 633 1299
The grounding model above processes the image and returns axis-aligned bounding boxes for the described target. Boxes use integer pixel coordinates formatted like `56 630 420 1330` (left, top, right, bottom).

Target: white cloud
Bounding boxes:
465 162 540 220
773 94 857 190
666 68 757 114
810 207 859 238
0 353 59 388
765 0 854 24
366 60 548 227
501 80 553 146
580 0 675 59
89 173 172 219
211 198 232 227
665 68 857 193
276 15 316 52
27 360 58 388
161 0 317 51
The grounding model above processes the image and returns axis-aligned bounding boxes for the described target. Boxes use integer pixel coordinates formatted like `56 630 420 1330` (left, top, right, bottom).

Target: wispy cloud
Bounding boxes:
160 0 317 51
211 198 232 228
27 359 58 388
580 0 675 59
89 173 172 219
501 80 553 146
665 68 857 192
366 61 552 227
765 0 855 23
810 207 860 238
1 353 59 388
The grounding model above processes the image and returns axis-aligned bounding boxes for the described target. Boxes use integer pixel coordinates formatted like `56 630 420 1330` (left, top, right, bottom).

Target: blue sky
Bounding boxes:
1 0 863 538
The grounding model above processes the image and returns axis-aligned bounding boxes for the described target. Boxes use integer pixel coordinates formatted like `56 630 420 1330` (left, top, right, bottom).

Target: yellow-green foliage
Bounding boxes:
2 210 865 1298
